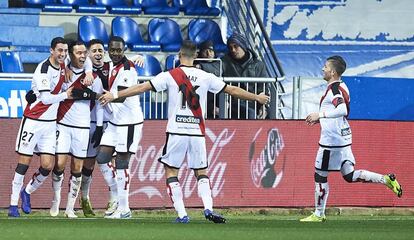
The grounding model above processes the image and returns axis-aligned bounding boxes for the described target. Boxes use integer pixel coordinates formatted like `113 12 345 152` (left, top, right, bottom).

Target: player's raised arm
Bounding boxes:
224 85 270 105
99 81 153 105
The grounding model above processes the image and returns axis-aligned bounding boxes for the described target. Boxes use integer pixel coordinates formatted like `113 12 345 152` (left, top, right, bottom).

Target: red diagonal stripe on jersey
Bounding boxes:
24 63 66 119
57 73 86 122
169 67 205 135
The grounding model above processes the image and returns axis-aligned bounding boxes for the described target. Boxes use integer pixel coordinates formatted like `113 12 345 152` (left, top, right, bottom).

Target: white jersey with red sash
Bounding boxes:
319 80 352 148
23 59 66 121
107 57 143 125
57 68 102 128
150 66 226 136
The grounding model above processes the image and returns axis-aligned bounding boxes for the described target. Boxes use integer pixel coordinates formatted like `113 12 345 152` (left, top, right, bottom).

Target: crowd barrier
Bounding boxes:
0 119 412 209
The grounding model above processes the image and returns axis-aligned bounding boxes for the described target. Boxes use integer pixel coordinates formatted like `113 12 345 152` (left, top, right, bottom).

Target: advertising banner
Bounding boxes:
0 79 30 118
0 119 412 209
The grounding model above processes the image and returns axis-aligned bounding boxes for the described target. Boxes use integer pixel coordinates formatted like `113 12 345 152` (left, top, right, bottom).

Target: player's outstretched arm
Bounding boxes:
224 85 270 105
99 81 153 105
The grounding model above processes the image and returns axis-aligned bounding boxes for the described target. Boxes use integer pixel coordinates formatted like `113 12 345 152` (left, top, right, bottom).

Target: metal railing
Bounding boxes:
221 0 286 118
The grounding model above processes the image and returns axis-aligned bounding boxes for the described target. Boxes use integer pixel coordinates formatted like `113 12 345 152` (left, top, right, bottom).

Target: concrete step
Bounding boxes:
0 25 64 47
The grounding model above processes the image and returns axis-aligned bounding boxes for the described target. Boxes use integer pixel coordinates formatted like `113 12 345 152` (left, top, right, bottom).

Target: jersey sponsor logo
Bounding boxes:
341 127 351 136
175 115 201 124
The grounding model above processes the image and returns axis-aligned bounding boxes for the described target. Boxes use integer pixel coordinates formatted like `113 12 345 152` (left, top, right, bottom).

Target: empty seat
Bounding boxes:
95 0 141 14
43 0 74 12
0 52 24 73
173 0 220 16
165 54 180 70
148 18 182 52
0 40 12 47
111 16 160 52
188 19 227 52
135 54 162 76
78 16 109 46
137 0 179 15
24 0 55 8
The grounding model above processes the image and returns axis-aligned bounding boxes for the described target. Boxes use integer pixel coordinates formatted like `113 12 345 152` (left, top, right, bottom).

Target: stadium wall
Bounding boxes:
0 119 412 209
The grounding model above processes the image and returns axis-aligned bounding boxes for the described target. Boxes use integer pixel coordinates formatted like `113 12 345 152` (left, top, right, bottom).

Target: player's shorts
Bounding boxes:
100 122 143 154
158 133 207 170
314 146 355 171
15 117 57 156
56 123 89 159
86 121 108 158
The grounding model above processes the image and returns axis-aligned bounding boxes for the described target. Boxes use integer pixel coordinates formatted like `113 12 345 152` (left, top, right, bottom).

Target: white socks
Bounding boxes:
167 179 187 218
352 170 385 184
10 172 25 206
197 177 213 211
116 169 130 212
314 182 329 217
66 174 81 212
81 174 92 200
98 162 118 201
25 167 50 194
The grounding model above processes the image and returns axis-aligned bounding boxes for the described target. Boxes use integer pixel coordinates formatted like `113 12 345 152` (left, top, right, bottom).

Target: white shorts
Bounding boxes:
15 117 57 156
56 123 89 159
159 133 207 170
87 122 108 158
100 122 143 154
315 146 355 171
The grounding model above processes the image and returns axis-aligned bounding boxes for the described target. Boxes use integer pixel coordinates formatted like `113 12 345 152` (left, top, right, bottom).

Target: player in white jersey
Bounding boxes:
300 56 403 222
48 40 104 218
99 40 270 223
8 37 74 217
80 36 143 219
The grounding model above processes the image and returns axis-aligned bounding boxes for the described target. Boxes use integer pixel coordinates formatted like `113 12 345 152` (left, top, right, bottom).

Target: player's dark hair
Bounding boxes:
68 40 86 55
50 37 67 49
109 36 125 47
180 40 197 58
327 55 347 76
87 39 104 49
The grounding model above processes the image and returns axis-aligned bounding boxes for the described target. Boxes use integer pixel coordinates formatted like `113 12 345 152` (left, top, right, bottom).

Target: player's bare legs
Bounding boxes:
194 169 226 223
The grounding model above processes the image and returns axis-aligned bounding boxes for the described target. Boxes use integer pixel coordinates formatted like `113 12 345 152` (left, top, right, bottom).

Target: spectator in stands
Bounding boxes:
195 40 221 118
222 32 269 119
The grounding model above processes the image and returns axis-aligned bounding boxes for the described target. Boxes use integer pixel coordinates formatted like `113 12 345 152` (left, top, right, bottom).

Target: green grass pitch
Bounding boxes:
1 210 413 240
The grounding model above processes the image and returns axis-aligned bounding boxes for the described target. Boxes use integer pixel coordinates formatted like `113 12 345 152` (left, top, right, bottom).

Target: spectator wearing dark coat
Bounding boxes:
222 33 269 119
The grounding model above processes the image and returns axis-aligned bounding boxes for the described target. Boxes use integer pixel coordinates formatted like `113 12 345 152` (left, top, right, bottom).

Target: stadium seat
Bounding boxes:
111 16 160 52
78 16 109 46
148 18 182 52
136 0 179 15
95 0 141 14
135 54 162 76
24 0 55 8
188 19 227 52
173 0 221 16
134 54 165 119
43 0 74 12
0 40 12 47
0 52 24 73
165 54 180 70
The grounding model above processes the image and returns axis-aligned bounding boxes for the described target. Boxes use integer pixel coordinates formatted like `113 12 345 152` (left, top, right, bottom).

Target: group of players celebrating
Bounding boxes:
8 36 270 223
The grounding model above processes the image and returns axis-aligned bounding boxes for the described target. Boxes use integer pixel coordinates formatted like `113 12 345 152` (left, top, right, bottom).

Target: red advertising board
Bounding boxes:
0 119 412 209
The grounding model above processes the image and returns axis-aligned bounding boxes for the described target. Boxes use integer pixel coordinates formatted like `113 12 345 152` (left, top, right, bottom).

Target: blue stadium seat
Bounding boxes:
173 0 220 16
0 51 24 73
95 0 141 14
188 19 227 52
78 16 109 46
111 16 160 52
148 18 182 52
24 0 55 8
135 54 165 119
136 0 179 15
0 40 12 47
43 0 74 12
165 54 180 70
135 54 162 76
